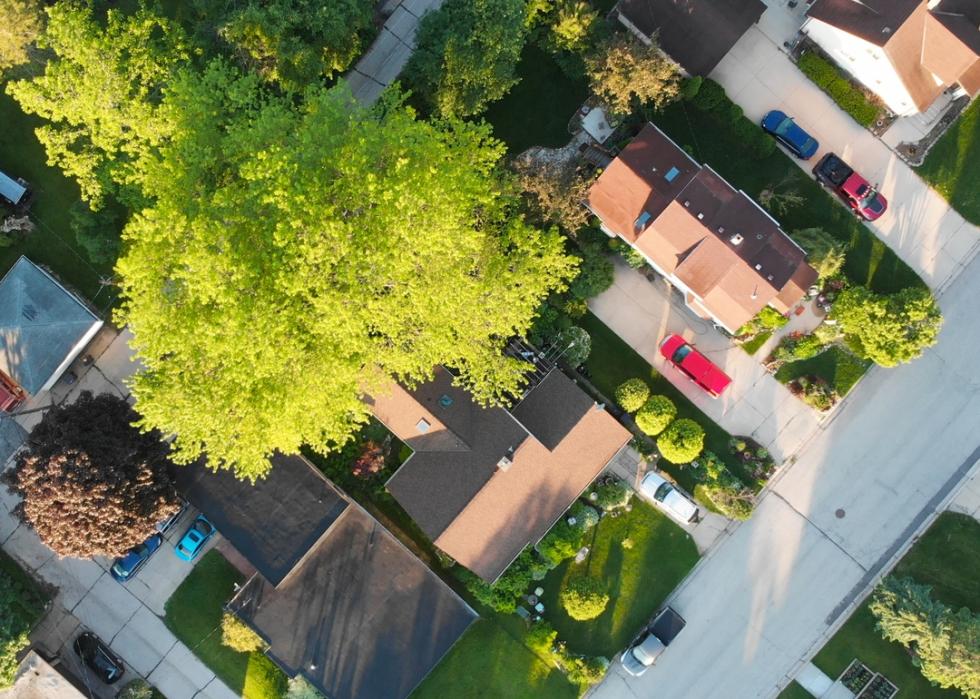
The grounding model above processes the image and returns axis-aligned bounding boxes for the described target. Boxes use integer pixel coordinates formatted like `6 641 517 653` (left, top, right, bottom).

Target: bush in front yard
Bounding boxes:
691 78 726 111
557 326 591 367
635 395 676 436
698 484 754 521
657 418 705 464
221 612 265 653
797 52 879 127
614 378 650 412
592 478 632 512
568 243 614 300
560 577 609 620
538 519 584 568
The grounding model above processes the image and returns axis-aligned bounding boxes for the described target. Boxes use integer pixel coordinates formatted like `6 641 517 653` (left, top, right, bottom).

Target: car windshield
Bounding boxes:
653 482 673 502
774 117 793 135
860 188 883 210
671 344 692 364
800 137 816 152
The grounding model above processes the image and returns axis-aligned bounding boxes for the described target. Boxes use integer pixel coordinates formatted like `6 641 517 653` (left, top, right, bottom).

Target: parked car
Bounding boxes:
156 500 187 535
760 110 819 159
175 515 215 561
73 631 124 684
621 606 687 676
812 152 887 221
110 533 163 583
659 334 731 398
639 472 700 524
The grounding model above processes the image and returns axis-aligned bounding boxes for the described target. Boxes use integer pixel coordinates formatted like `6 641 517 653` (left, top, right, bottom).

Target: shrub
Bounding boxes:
565 654 609 685
458 548 537 612
623 246 647 269
593 478 632 511
568 244 614 300
680 75 703 101
585 33 681 114
773 332 826 363
791 227 846 281
691 78 726 111
758 306 789 330
614 378 650 413
833 286 942 367
221 612 265 653
727 102 744 123
117 680 155 699
560 577 609 620
538 519 583 567
285 676 327 699
700 485 754 520
568 501 600 531
525 620 558 657
558 326 591 367
635 395 676 436
70 200 122 265
797 51 878 127
657 418 705 464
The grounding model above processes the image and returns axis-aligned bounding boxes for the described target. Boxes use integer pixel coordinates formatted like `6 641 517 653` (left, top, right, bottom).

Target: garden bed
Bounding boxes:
774 344 871 411
795 49 884 128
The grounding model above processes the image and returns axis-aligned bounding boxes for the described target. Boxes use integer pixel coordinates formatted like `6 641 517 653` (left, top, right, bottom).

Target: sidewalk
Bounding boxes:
589 257 821 465
710 25 980 293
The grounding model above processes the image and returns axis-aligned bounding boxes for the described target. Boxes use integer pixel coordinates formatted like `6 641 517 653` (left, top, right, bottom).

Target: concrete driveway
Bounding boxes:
710 25 980 293
589 257 821 465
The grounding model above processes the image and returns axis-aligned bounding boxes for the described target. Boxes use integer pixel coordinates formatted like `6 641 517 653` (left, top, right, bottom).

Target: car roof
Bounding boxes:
663 488 698 521
639 471 668 497
676 347 731 394
633 633 666 664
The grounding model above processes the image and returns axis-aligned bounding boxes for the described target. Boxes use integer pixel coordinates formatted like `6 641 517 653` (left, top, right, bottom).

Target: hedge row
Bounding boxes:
797 52 879 127
688 79 775 159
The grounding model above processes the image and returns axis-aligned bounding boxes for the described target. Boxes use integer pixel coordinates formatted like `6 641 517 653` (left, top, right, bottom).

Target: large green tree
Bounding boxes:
116 64 576 480
585 33 680 115
220 0 373 92
832 286 942 367
406 0 527 118
0 0 43 75
6 2 189 207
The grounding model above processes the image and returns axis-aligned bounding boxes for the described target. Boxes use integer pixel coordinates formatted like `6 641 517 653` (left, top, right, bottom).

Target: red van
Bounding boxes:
659 334 732 398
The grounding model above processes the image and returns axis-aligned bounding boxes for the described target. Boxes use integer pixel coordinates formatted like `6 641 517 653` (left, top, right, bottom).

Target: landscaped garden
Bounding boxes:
916 98 980 226
0 549 49 688
811 512 980 699
164 550 287 699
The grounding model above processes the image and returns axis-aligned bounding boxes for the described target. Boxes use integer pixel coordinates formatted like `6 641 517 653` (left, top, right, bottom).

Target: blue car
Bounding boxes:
175 515 216 561
110 534 163 582
761 110 819 159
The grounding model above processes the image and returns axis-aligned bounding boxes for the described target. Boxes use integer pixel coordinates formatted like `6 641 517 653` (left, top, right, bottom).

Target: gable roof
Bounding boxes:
808 0 921 46
615 0 766 76
176 453 349 586
587 123 817 331
371 368 631 582
0 257 102 395
230 505 475 699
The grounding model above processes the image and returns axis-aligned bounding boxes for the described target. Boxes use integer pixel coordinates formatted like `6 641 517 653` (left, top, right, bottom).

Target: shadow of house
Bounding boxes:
176 454 476 699
368 367 632 584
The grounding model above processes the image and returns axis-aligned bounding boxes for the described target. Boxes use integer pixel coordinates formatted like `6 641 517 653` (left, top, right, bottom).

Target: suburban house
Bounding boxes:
177 453 476 699
368 366 631 583
803 0 980 116
613 0 766 76
586 122 818 333
0 256 103 409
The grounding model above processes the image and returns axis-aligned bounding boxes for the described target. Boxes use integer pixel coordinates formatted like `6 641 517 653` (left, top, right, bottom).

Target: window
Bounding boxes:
415 418 431 433
665 166 680 182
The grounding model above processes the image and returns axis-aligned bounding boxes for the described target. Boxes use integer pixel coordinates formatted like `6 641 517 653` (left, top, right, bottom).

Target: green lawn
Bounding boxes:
484 42 589 155
774 345 871 398
777 680 814 699
649 101 924 295
812 513 980 699
916 99 980 226
0 548 48 630
580 312 759 491
539 499 699 657
164 550 287 699
740 331 773 356
411 619 578 699
0 90 119 307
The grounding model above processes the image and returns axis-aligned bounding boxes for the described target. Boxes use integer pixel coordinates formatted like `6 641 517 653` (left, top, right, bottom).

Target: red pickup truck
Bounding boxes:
813 153 887 221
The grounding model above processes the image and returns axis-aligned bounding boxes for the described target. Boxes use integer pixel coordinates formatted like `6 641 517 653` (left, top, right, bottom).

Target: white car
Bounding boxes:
639 472 700 524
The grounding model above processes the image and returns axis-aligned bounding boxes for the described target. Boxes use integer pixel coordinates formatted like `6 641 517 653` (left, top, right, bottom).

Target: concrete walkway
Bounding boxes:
589 257 821 465
346 0 443 104
709 25 980 293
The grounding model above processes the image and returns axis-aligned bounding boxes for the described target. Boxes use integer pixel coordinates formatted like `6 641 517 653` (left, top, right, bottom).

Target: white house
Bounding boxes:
803 0 980 116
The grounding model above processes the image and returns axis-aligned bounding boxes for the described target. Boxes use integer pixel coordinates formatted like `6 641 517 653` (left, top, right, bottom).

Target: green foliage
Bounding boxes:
220 612 264 653
0 553 46 689
69 200 122 265
220 0 373 91
758 307 789 330
550 1 597 53
0 0 43 74
797 52 879 127
406 0 528 118
584 33 681 115
557 325 591 367
635 395 676 437
115 72 576 480
592 479 632 512
657 418 705 464
690 78 726 111
698 484 754 520
538 519 584 568
284 676 327 699
564 654 609 685
560 577 609 621
459 548 538 613
7 2 189 207
690 450 755 518
833 286 942 367
773 332 826 363
116 680 155 699
622 246 647 269
689 79 774 159
870 576 980 697
792 227 846 281
569 501 600 530
525 620 559 657
568 242 614 300
680 76 703 101
513 158 591 232
614 378 650 413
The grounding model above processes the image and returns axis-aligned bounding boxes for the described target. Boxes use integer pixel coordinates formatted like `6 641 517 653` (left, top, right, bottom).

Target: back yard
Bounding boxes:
810 512 979 699
916 99 980 227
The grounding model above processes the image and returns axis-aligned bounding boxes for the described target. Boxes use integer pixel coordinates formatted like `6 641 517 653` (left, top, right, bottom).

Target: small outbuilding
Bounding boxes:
0 170 28 208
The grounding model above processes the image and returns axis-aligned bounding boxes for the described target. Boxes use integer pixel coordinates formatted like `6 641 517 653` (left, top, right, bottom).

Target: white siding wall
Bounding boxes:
802 18 921 116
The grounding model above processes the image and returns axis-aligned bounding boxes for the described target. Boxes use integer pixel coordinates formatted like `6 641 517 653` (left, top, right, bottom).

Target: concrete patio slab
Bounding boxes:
796 661 833 697
71 572 141 641
36 555 103 610
4 524 55 571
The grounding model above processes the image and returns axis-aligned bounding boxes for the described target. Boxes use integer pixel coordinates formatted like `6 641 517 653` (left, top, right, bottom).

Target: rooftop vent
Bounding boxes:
21 304 37 321
767 274 774 281
439 394 453 408
696 212 704 220
497 447 515 471
754 264 763 271
634 211 653 231
415 418 431 434
718 226 725 234
730 233 744 245
882 26 891 34
683 200 691 208
665 166 680 182
756 233 764 240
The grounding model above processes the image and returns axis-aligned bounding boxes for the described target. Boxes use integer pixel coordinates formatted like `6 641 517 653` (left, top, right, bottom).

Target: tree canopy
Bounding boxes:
791 227 845 281
2 392 180 558
0 0 43 75
6 2 189 208
833 286 942 367
585 33 681 115
115 66 576 480
406 0 527 118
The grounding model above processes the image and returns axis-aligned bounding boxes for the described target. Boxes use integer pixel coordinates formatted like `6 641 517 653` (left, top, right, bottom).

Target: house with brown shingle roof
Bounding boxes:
803 0 980 116
587 122 818 333
367 367 631 583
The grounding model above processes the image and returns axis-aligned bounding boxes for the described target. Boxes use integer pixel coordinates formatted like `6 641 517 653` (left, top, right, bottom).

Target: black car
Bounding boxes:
73 632 125 684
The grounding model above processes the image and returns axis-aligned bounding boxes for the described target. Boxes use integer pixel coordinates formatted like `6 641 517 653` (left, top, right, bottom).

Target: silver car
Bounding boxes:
621 632 666 676
639 472 700 524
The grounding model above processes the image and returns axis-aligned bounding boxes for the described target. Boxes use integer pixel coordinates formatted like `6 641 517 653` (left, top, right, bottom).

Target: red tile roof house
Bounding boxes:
803 0 980 117
367 367 631 583
586 122 819 334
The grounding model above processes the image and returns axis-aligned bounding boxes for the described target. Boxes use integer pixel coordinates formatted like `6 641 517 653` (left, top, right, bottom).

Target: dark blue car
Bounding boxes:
761 110 819 159
110 534 163 582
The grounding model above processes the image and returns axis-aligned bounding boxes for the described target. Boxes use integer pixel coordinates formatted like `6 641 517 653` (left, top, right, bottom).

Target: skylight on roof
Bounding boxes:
665 166 680 182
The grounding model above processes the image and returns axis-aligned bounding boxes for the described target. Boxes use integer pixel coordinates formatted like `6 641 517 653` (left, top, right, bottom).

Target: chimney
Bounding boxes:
730 233 744 245
497 446 515 471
